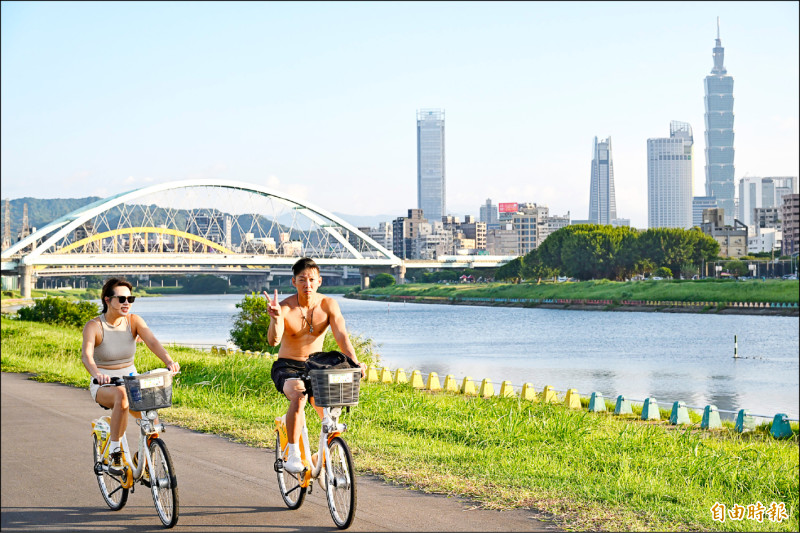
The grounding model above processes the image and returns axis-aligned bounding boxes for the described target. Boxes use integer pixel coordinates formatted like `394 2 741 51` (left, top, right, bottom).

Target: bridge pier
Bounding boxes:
360 266 405 290
21 265 33 299
244 273 272 293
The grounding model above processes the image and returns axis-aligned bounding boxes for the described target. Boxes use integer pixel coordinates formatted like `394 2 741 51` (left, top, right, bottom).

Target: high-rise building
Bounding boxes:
392 209 427 260
738 176 763 226
647 121 695 229
693 196 718 227
417 109 446 222
704 18 736 226
781 194 800 256
512 203 549 255
737 176 798 226
480 198 499 227
588 136 617 225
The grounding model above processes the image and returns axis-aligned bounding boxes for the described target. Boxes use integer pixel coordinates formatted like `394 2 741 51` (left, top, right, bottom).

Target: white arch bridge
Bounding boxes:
2 179 511 297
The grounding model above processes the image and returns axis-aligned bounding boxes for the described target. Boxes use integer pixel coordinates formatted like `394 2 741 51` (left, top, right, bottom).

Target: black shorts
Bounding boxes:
271 358 312 397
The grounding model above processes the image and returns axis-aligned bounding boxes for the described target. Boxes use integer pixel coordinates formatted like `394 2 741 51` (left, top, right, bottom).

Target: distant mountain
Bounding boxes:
1 197 102 240
332 212 397 229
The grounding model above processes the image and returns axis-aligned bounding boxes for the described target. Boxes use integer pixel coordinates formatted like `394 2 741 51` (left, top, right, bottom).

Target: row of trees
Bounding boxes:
496 225 720 282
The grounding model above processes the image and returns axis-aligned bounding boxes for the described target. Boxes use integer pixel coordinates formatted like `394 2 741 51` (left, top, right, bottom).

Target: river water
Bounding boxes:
130 293 799 419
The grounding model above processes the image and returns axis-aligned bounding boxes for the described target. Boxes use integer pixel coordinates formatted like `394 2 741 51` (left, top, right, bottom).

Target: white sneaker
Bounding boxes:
284 454 304 474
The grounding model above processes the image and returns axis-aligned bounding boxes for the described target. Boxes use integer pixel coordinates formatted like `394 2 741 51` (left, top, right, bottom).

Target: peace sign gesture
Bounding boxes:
264 290 282 320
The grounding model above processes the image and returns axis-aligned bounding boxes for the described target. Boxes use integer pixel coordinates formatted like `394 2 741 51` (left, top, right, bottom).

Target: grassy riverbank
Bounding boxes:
360 278 799 304
2 317 797 531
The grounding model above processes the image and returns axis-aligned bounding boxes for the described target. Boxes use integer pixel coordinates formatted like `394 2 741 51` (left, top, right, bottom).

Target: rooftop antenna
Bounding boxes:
717 16 720 40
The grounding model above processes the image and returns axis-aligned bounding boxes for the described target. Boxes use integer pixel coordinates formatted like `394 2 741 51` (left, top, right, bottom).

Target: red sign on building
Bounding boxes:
498 202 519 213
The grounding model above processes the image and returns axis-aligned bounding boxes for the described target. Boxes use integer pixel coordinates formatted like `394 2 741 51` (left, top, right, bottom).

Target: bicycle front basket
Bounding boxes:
309 368 361 407
123 370 173 411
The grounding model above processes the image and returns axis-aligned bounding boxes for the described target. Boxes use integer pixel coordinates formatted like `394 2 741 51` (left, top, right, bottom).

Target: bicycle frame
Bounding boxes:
275 406 346 487
92 408 166 488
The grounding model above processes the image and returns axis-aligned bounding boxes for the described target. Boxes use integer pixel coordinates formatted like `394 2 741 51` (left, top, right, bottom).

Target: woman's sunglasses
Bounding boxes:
110 296 136 304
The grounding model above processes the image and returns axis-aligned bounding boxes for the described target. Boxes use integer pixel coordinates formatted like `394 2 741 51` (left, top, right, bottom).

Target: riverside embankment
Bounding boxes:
2 316 798 532
351 279 799 316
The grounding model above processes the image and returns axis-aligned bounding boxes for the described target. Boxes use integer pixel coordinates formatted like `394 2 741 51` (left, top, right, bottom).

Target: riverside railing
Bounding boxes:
198 344 798 441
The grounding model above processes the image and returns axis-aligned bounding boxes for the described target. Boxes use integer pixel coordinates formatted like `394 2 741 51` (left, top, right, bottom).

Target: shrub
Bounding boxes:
228 293 275 353
654 267 673 279
17 296 99 328
370 273 396 288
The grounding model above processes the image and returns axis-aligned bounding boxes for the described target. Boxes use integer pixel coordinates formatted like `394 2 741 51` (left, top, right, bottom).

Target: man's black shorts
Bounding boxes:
271 358 312 397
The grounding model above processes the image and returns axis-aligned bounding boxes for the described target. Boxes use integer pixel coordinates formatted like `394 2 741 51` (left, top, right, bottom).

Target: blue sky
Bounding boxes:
1 1 798 229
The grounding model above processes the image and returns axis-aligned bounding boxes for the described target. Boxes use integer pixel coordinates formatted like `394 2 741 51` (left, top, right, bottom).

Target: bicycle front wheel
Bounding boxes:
92 435 128 510
275 431 306 509
326 436 357 529
148 438 179 528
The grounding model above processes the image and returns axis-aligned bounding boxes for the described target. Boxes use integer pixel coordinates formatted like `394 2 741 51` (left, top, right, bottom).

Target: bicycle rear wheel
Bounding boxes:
92 435 128 510
275 431 306 509
149 438 179 528
326 436 357 529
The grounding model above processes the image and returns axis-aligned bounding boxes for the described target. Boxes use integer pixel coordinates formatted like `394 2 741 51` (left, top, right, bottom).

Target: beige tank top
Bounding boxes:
93 315 136 367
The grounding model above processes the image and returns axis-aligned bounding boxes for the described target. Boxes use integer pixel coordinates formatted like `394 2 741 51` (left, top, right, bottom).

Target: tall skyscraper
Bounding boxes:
588 136 617 225
647 121 695 229
417 109 446 222
704 18 735 226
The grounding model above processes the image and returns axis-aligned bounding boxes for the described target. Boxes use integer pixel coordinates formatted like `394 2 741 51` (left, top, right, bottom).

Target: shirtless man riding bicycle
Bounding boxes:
265 257 367 474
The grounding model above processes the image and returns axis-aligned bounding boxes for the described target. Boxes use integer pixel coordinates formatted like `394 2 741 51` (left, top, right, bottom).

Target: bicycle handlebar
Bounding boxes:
92 369 179 385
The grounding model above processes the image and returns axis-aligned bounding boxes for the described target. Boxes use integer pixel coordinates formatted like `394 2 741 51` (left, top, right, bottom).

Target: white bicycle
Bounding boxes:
274 367 360 529
91 369 179 528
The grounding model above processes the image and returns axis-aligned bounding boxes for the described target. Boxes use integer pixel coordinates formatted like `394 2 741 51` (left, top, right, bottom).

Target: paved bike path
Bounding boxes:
1 372 559 531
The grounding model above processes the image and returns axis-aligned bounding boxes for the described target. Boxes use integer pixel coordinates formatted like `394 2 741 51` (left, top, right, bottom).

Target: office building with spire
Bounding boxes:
704 18 736 226
417 109 446 222
588 136 617 225
647 121 695 229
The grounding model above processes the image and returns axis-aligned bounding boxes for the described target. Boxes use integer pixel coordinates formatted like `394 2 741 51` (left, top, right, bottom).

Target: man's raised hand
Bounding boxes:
264 289 282 319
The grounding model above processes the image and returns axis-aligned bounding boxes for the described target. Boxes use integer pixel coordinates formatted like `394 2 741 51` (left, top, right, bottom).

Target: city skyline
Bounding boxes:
1 2 798 229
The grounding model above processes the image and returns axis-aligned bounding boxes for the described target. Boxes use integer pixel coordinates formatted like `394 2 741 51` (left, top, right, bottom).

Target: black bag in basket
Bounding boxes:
304 351 360 372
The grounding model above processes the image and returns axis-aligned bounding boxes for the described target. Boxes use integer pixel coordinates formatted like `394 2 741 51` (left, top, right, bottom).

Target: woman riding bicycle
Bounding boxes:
81 277 180 472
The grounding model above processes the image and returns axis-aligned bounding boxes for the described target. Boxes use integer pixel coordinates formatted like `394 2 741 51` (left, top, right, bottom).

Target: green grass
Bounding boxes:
318 285 360 294
2 316 798 532
360 279 799 305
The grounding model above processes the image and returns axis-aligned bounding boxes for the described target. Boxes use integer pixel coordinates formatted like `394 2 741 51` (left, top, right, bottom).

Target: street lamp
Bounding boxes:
715 265 723 278
748 263 756 279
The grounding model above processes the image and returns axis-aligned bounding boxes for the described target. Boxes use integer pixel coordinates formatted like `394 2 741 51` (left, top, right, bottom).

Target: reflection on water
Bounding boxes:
131 293 799 419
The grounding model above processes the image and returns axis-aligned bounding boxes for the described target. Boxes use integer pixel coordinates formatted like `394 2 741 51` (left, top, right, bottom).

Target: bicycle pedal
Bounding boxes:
274 458 284 473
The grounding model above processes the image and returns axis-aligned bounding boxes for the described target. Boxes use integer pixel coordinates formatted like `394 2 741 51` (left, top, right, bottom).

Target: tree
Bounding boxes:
370 273 396 288
726 260 749 278
495 256 524 282
228 293 276 353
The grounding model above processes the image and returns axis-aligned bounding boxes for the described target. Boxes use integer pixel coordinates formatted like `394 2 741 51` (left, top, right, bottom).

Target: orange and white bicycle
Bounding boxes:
91 369 179 528
274 366 360 529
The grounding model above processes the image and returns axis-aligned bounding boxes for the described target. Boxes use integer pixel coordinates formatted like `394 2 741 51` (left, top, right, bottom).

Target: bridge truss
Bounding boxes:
1 179 401 294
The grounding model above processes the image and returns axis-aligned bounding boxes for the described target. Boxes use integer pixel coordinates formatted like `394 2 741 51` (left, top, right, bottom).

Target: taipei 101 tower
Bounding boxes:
704 17 736 225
